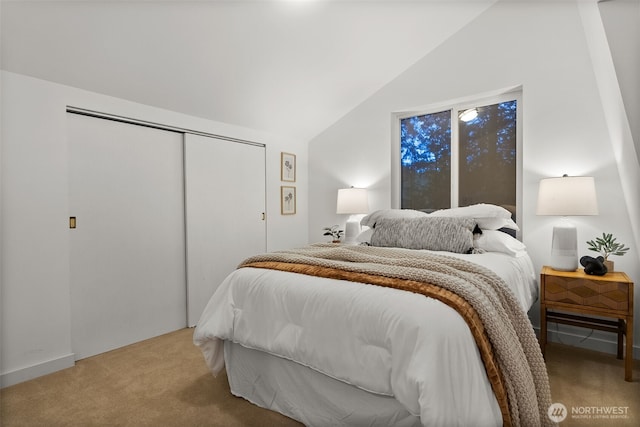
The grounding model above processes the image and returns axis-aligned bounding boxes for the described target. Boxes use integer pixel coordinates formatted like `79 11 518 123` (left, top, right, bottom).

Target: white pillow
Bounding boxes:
430 203 511 219
429 203 519 231
355 227 374 244
476 217 520 231
360 209 428 228
474 230 527 257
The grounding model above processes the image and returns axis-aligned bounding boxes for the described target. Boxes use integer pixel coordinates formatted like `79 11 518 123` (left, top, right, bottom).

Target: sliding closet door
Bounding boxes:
68 113 186 360
185 134 266 325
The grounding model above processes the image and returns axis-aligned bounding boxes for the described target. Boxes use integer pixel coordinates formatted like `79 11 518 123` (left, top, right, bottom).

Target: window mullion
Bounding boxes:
450 109 459 208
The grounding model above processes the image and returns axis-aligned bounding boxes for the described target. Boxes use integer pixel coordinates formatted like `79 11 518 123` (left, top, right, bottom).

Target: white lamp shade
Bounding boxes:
536 176 598 216
336 188 369 214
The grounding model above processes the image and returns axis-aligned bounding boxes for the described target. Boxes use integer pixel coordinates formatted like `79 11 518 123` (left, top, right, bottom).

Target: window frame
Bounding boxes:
391 89 523 235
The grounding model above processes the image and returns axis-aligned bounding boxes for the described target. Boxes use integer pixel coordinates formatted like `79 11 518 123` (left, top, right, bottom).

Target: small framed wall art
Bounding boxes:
281 186 296 215
281 152 296 182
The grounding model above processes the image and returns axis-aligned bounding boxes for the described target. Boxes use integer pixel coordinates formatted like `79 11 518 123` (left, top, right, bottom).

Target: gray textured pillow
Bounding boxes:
370 217 477 253
360 209 428 228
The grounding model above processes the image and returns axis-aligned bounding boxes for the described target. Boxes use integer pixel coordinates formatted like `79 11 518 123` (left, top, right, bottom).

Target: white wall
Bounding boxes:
309 0 640 357
0 71 308 386
598 0 640 163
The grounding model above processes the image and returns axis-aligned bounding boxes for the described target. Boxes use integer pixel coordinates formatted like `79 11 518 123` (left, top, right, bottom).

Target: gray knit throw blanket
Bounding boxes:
240 244 554 427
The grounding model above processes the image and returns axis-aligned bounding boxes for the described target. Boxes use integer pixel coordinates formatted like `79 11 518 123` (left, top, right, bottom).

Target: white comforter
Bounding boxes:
193 251 537 426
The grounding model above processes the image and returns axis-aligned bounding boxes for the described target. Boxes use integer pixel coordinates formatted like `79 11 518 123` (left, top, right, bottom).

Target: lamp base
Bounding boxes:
343 218 361 245
549 220 578 271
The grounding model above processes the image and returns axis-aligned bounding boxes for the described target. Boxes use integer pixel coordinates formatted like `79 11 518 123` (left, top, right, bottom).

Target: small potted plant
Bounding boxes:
323 225 344 243
586 232 629 272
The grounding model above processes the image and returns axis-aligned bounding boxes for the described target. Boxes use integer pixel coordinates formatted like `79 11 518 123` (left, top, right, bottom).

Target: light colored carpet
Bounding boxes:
0 328 301 427
545 342 639 426
1 328 638 426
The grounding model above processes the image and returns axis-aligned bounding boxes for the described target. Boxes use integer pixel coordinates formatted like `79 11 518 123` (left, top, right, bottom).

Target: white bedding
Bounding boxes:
193 250 537 426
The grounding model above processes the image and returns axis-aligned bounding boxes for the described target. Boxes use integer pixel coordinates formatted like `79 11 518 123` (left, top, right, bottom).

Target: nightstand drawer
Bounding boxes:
544 275 629 311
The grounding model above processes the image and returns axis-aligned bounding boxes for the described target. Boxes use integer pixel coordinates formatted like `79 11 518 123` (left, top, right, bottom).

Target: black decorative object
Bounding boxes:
580 255 608 276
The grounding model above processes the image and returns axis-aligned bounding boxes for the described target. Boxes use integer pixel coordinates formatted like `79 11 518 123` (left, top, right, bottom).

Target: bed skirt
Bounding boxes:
224 341 423 427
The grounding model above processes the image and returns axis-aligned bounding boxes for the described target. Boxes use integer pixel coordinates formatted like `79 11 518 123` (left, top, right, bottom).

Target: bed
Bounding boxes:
194 205 553 427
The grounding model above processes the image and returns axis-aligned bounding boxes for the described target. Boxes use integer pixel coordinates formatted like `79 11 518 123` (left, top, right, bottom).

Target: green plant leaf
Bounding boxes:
586 232 629 258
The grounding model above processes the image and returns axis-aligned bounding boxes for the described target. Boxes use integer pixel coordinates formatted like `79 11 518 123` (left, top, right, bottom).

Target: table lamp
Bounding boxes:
536 175 598 271
337 187 369 244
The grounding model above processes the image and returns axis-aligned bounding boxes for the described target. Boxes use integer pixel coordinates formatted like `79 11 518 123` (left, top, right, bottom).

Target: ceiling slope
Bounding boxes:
1 0 497 141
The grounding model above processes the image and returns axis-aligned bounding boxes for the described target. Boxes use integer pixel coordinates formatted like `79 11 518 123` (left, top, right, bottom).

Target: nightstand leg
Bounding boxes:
540 306 547 357
625 316 633 382
617 319 624 360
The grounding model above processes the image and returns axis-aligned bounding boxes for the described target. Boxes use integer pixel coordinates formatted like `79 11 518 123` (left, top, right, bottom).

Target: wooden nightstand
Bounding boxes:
540 266 634 381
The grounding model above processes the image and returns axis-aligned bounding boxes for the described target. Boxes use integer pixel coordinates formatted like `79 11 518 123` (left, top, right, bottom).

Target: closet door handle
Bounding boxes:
70 217 77 229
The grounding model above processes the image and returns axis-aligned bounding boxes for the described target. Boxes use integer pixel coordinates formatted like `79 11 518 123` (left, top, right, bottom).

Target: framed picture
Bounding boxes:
281 186 296 215
281 152 296 182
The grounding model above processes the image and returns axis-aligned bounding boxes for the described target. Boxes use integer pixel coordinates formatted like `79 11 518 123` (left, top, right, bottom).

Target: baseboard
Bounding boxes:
1 353 75 388
535 325 640 360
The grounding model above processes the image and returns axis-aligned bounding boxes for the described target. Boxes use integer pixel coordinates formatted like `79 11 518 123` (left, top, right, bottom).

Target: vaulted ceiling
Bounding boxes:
1 0 497 141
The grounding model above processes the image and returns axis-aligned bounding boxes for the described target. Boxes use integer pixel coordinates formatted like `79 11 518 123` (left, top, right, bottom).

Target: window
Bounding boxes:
394 91 521 222
400 110 451 210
